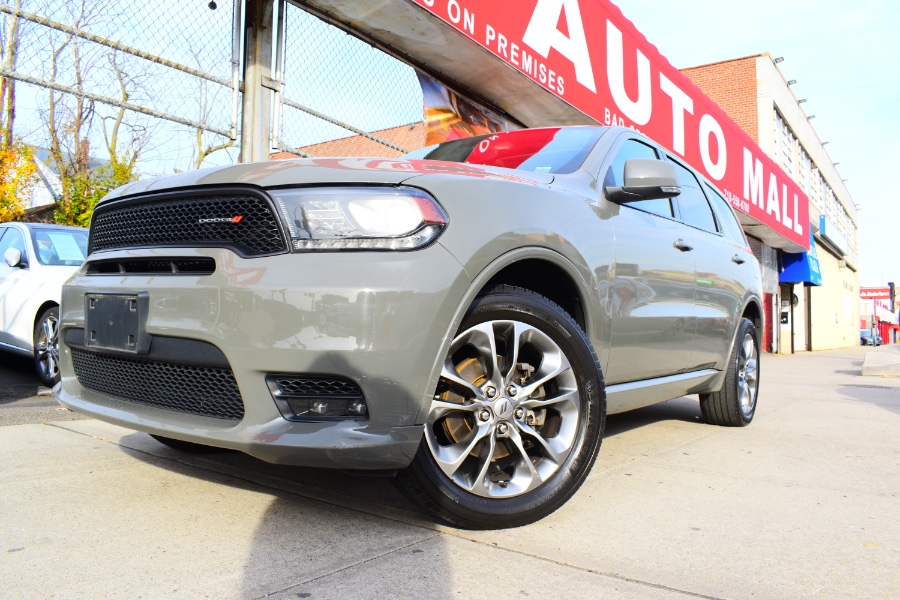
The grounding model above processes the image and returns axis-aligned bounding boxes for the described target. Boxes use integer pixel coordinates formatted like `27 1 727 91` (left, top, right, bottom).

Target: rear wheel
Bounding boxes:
395 285 605 529
700 318 759 427
33 306 60 387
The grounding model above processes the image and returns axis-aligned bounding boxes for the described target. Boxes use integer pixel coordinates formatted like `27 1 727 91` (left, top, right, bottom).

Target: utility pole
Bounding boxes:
240 0 275 163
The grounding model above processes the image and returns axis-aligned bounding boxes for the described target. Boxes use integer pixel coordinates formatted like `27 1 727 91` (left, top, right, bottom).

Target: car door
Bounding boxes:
666 158 745 371
0 225 32 350
601 137 697 384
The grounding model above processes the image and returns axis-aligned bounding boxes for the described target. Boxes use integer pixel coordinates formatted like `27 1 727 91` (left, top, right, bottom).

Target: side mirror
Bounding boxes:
3 247 25 268
607 158 681 202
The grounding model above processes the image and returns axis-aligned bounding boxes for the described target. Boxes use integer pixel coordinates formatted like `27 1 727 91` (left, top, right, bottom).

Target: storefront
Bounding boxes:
682 55 860 351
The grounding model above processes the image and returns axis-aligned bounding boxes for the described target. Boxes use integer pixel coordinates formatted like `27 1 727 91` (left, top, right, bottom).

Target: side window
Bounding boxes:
667 159 717 233
604 139 672 218
0 227 27 265
705 183 748 246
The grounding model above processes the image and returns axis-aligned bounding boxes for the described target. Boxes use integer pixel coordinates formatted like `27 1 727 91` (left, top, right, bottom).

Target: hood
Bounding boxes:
102 158 554 203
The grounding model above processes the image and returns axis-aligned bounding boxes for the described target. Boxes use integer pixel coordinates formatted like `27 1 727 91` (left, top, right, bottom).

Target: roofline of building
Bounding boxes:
680 53 766 72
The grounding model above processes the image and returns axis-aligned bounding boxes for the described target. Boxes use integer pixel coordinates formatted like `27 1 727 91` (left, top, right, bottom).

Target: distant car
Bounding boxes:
860 330 882 346
0 222 88 386
55 126 764 528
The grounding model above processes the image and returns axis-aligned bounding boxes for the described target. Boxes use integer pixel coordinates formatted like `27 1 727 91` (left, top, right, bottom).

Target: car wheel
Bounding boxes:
33 306 61 387
700 318 759 427
149 434 226 454
395 285 605 529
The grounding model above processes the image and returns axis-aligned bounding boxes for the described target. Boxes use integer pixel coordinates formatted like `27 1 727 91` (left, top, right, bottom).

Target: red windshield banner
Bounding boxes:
409 0 810 250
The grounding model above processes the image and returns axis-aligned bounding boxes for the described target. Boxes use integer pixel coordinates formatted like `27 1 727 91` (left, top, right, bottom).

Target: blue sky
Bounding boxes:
614 0 900 288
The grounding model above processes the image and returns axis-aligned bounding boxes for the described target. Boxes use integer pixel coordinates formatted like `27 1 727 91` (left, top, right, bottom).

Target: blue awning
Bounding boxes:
780 230 823 286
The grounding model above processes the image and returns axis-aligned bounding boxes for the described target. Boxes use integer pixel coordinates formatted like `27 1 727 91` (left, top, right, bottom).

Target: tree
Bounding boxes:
42 1 145 226
0 1 36 222
0 0 24 149
0 143 37 222
187 53 234 170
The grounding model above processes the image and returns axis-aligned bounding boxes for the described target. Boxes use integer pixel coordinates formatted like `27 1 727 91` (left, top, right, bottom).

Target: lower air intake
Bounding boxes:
72 349 244 420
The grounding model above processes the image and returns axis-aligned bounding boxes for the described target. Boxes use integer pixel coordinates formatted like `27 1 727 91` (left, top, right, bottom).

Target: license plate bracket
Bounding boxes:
84 292 151 354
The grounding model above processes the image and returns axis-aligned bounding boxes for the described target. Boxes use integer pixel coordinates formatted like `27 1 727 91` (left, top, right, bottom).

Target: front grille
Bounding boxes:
272 375 363 398
89 193 287 256
72 348 244 420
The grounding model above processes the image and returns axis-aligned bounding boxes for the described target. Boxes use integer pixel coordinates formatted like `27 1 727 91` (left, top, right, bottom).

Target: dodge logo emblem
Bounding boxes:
198 216 243 224
495 398 512 418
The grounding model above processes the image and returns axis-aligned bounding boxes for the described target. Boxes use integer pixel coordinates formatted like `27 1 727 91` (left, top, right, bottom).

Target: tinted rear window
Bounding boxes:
422 127 605 174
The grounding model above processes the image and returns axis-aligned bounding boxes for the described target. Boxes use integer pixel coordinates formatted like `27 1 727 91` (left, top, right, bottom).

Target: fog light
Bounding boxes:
347 399 368 417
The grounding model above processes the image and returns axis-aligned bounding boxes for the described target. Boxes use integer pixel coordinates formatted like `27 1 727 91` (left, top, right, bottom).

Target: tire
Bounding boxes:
700 318 759 427
33 306 60 387
395 285 606 529
149 434 225 454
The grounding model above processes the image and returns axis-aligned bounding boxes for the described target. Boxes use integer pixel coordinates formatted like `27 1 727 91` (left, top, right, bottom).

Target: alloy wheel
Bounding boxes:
737 331 758 418
36 313 60 383
424 320 580 498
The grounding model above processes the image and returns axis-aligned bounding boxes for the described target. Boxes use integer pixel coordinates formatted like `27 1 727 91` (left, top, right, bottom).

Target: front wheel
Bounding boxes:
395 285 605 529
700 318 760 427
33 306 60 387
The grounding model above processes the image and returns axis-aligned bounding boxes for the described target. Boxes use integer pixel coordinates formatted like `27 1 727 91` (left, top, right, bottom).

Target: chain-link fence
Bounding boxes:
2 0 239 181
276 1 425 158
1 0 434 203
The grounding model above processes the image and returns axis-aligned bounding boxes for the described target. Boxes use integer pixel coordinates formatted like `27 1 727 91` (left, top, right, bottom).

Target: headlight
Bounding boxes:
271 186 448 251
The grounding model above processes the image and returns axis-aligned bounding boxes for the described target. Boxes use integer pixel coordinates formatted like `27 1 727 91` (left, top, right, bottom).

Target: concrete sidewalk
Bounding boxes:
1 345 897 599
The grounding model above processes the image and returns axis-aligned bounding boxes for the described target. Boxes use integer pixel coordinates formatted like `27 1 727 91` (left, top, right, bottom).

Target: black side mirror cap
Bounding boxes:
607 158 681 202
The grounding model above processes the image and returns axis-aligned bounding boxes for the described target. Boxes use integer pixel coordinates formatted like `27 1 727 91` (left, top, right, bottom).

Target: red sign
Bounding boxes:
860 288 891 300
409 0 810 250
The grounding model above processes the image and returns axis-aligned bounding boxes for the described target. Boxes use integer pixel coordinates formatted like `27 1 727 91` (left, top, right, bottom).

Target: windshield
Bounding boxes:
30 228 89 266
417 127 606 174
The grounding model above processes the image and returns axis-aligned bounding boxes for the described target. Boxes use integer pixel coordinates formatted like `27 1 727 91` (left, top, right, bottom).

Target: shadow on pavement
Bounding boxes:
836 383 900 417
604 395 703 439
0 351 43 404
113 433 450 599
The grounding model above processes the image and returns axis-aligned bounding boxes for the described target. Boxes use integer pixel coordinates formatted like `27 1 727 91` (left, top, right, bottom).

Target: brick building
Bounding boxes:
272 122 426 160
682 54 860 352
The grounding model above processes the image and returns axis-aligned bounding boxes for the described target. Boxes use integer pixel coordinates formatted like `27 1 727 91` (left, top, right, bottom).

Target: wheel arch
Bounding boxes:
480 257 588 332
699 295 764 395
741 297 763 333
415 247 595 424
33 300 59 332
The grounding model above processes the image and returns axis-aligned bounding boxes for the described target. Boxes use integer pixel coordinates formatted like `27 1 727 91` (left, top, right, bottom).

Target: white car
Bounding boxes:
0 222 88 386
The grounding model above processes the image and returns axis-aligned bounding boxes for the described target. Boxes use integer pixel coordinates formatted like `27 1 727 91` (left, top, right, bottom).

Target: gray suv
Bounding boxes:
55 126 763 528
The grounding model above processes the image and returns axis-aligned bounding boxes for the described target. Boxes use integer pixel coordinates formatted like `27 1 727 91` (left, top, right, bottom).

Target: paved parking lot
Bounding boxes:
1 344 898 599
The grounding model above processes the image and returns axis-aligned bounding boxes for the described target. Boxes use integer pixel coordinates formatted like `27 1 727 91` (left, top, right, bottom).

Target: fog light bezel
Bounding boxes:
266 374 369 422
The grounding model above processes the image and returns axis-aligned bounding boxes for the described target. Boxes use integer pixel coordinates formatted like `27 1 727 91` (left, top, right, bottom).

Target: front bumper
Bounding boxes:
54 244 469 469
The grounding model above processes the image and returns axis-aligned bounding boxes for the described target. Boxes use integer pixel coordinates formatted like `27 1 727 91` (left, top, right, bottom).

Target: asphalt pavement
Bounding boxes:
1 344 897 599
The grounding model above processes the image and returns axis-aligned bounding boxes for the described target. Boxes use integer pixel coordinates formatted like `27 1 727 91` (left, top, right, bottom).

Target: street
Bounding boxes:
1 344 898 599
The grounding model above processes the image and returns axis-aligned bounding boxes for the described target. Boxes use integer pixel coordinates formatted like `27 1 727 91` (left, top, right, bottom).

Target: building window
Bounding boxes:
799 147 810 194
774 110 795 177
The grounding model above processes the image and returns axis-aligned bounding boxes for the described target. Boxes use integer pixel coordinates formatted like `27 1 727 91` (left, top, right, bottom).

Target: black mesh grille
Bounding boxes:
89 194 286 256
273 376 363 398
72 349 244 420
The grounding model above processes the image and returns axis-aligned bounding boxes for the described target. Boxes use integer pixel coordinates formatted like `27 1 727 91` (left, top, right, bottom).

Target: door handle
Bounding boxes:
673 239 693 252
731 254 746 264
